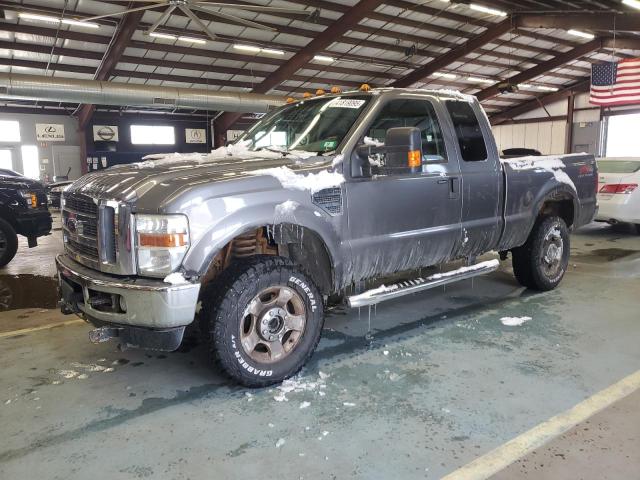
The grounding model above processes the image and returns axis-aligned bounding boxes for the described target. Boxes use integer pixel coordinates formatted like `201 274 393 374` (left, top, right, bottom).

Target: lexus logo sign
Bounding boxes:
36 123 66 142
93 125 119 142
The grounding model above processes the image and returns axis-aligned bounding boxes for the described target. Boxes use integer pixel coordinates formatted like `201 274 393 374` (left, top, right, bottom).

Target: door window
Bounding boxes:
445 101 487 162
365 99 447 164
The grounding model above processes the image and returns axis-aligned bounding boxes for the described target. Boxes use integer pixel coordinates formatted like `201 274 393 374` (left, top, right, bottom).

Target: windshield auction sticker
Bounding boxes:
328 99 366 109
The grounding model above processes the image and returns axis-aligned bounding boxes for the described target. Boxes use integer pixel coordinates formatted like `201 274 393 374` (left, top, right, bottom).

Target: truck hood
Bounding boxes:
0 175 46 191
65 153 335 206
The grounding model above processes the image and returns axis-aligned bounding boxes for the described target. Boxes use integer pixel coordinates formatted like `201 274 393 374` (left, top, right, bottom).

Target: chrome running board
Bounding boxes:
347 259 500 308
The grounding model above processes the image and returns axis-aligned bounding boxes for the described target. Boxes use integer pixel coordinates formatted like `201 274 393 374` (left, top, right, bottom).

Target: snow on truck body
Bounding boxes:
55 88 598 385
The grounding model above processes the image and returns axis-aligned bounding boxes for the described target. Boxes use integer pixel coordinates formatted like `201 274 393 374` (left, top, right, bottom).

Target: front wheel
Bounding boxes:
0 218 19 268
202 256 324 387
512 216 570 291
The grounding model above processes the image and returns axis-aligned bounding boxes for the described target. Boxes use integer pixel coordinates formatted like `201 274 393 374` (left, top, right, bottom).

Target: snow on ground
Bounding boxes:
250 166 344 194
500 316 533 326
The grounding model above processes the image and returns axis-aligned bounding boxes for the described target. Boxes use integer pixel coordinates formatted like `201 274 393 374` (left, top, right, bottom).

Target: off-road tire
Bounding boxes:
512 216 570 291
201 255 324 387
0 218 19 268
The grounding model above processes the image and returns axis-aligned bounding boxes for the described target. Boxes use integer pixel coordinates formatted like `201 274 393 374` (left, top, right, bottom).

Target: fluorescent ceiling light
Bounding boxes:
313 55 335 63
622 0 640 10
19 13 99 29
467 76 494 84
149 32 177 40
469 4 507 16
178 36 206 44
261 48 285 55
567 29 594 39
19 13 59 23
433 72 457 79
537 85 559 92
62 19 100 29
518 83 534 90
234 44 261 52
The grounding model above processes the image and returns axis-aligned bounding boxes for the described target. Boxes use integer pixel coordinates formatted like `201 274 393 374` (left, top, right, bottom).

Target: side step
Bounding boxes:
347 259 500 308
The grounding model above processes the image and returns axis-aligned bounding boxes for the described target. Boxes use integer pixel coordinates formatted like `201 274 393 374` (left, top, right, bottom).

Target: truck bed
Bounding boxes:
498 153 598 251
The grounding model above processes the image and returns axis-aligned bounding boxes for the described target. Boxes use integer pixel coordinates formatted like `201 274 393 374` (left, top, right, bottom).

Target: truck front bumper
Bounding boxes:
15 208 52 239
56 254 201 332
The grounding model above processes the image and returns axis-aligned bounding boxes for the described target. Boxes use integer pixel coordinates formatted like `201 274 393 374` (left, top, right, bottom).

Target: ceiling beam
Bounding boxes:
490 79 590 124
76 10 145 128
392 18 514 88
476 38 602 101
516 12 640 31
214 0 386 136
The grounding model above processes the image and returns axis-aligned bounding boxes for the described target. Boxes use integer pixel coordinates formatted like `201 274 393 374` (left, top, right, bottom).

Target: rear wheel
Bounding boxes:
201 256 324 387
512 216 570 291
0 218 18 268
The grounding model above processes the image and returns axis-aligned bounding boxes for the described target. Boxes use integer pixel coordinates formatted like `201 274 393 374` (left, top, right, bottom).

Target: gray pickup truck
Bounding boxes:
57 88 597 386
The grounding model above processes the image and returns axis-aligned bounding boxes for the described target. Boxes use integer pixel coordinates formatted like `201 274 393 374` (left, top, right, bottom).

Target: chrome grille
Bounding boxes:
62 193 100 265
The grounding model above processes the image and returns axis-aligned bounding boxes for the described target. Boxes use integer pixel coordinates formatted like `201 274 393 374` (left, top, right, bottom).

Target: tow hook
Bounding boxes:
89 327 121 344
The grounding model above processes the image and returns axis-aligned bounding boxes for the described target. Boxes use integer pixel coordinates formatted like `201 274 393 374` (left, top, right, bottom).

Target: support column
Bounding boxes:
565 93 575 154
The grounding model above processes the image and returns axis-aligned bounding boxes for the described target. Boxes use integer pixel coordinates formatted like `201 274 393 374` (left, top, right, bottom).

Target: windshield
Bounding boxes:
598 159 640 174
239 95 371 154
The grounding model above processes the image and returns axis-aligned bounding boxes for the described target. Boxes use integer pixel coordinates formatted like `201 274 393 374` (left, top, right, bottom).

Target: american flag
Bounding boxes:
590 58 640 106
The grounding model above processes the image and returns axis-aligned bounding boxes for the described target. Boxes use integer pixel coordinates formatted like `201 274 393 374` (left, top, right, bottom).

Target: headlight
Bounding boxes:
135 214 190 277
19 190 38 208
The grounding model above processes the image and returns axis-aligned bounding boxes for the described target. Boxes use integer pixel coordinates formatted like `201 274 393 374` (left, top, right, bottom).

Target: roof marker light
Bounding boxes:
469 4 508 17
567 29 595 39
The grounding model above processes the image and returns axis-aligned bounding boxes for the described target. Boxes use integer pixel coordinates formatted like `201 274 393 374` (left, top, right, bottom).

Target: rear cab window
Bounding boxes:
445 101 488 162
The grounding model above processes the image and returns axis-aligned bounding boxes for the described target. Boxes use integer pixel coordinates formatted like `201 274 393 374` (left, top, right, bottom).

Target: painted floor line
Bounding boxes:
0 319 85 339
442 368 640 480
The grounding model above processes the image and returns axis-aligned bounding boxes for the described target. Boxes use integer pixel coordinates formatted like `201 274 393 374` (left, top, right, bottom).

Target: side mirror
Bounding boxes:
384 127 422 173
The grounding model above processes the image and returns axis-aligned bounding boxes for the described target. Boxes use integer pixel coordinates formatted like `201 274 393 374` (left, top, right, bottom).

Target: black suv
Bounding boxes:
0 174 52 266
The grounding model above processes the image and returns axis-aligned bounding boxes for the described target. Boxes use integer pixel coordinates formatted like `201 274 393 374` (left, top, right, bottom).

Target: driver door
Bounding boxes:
345 97 463 282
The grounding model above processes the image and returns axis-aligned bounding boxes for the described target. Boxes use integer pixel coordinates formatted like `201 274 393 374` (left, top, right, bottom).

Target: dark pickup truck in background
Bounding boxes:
0 173 52 266
56 88 598 386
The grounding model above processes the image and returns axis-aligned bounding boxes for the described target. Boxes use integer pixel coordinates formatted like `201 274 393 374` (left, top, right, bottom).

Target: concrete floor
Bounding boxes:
0 218 638 479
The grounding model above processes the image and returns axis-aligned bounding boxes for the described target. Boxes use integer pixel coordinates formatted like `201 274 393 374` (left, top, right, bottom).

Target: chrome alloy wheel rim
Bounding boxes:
240 286 307 363
541 226 564 278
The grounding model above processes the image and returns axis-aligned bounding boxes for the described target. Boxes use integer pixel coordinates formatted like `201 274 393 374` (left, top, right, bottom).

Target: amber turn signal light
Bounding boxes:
408 150 421 168
138 233 187 248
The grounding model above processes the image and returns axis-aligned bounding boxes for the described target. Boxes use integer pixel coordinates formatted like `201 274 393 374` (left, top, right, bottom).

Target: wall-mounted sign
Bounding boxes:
186 128 206 144
227 129 244 142
36 124 65 142
93 125 119 142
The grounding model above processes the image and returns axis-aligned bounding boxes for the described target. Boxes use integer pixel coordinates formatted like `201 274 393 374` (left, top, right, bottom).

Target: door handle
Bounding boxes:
449 176 459 199
437 178 448 184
